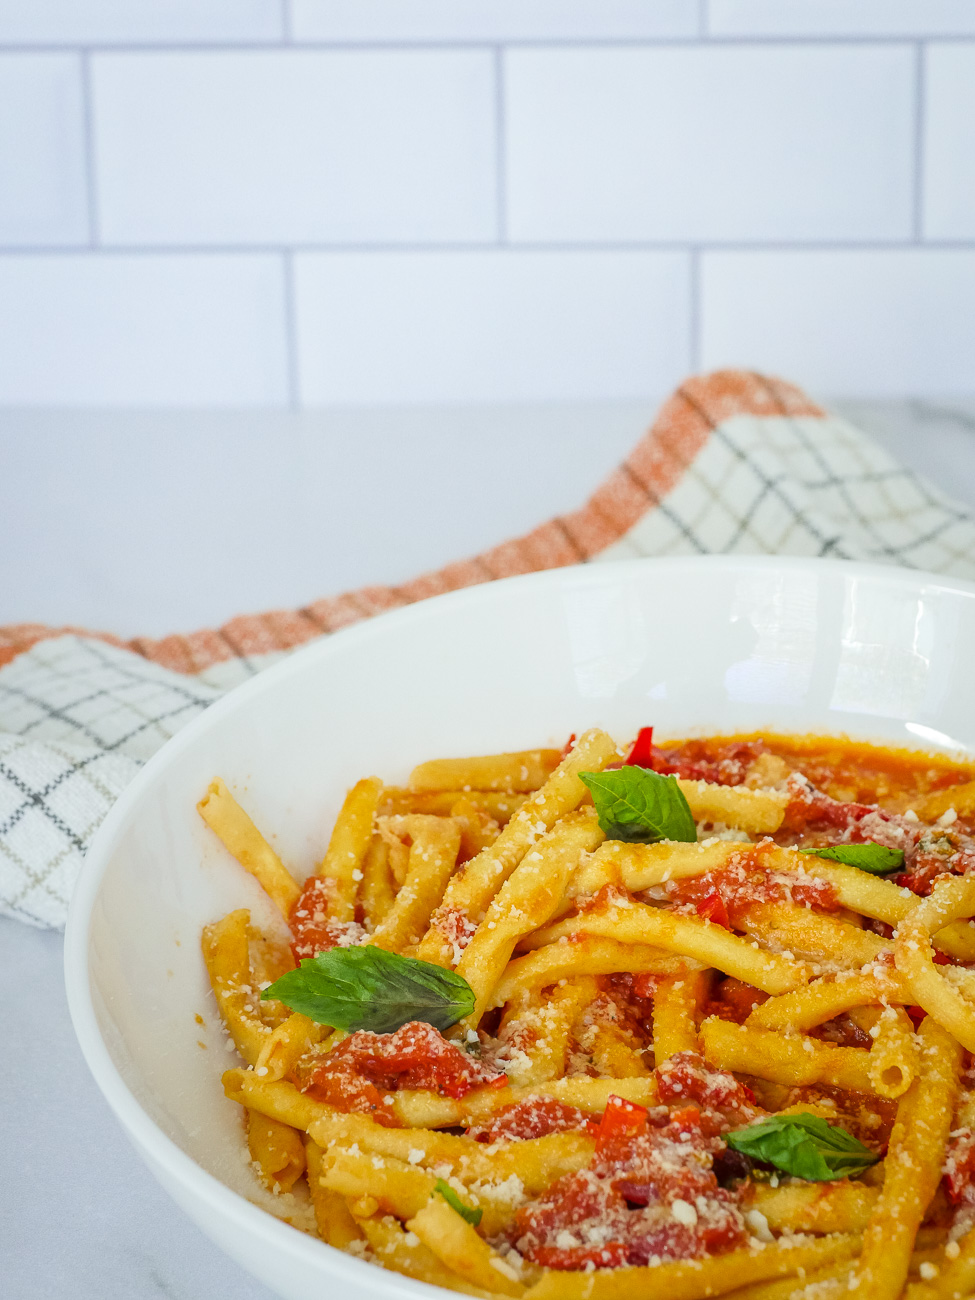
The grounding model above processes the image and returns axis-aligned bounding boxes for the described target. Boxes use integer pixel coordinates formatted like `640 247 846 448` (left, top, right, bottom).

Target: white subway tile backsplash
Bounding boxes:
923 44 975 240
700 250 975 396
92 50 497 245
0 0 283 43
505 45 914 243
0 54 87 245
708 1 975 37
293 250 690 405
290 0 697 41
0 254 288 405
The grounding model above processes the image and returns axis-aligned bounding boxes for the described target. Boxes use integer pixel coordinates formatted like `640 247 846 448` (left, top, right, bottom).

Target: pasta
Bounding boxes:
199 728 975 1300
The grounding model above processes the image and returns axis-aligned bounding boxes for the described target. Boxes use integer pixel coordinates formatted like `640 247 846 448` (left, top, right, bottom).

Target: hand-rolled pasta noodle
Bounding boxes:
255 1011 324 1082
202 909 273 1065
317 776 382 923
353 1212 490 1297
740 901 889 970
651 971 712 1062
895 876 975 1051
197 780 300 917
801 857 975 962
305 1137 364 1249
367 814 461 954
380 787 528 822
848 1004 918 1099
527 898 807 995
407 1196 525 1297
567 839 741 901
675 779 788 834
202 730 975 1299
323 1150 514 1237
748 970 912 1033
246 1109 306 1193
493 977 597 1086
456 810 604 1025
849 1017 963 1300
392 1076 660 1130
748 1179 879 1235
409 748 561 794
416 728 619 967
490 935 700 1008
521 1235 859 1300
358 834 396 930
701 1017 879 1095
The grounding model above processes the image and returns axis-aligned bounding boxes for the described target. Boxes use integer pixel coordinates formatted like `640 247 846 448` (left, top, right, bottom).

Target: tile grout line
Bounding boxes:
79 50 100 247
913 40 926 242
281 249 301 411
494 45 507 244
2 239 975 258
689 247 702 373
0 35 967 54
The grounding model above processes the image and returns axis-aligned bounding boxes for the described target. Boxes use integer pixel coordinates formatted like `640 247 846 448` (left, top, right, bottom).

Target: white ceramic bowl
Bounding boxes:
65 556 975 1300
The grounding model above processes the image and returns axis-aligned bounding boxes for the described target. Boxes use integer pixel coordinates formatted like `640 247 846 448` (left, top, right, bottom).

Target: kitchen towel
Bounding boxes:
4 369 974 927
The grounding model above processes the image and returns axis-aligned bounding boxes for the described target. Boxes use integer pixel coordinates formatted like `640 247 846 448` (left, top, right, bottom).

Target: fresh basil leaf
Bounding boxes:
798 842 904 874
725 1113 879 1181
434 1179 483 1227
579 767 696 845
262 946 475 1035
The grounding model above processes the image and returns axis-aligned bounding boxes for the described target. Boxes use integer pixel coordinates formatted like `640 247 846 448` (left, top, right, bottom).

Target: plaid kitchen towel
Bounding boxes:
3 369 975 928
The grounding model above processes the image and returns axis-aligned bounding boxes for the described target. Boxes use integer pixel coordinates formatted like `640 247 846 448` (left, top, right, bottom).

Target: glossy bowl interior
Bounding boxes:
65 556 975 1300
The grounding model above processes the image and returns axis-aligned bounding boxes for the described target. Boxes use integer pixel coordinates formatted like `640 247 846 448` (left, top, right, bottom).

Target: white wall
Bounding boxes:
2 1 975 404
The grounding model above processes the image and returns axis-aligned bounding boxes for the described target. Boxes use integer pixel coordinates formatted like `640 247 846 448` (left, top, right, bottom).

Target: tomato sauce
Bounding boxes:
654 733 973 808
663 854 839 929
651 733 975 898
513 1094 747 1268
511 1057 762 1270
288 875 365 962
468 1099 597 1143
294 1021 506 1120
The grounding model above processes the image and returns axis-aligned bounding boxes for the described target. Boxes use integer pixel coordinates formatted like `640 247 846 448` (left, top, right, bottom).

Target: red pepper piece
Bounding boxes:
624 726 655 768
933 950 953 966
907 1006 926 1030
560 733 577 759
696 890 731 929
594 1094 648 1151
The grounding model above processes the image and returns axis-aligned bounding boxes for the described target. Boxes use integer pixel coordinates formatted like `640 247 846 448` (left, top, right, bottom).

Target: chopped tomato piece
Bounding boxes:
559 732 577 758
468 1099 597 1143
705 977 769 1025
656 1051 759 1124
669 1105 705 1132
288 875 366 962
514 1108 746 1268
696 890 730 929
666 859 838 929
295 1020 507 1118
595 1095 649 1151
624 727 655 769
906 1006 927 1030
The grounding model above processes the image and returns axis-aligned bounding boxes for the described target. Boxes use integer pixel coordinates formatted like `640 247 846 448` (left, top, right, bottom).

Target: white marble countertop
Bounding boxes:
4 395 975 1299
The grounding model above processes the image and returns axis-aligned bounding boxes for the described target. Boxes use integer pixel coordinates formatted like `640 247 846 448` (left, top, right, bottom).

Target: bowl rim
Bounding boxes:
63 552 975 1297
